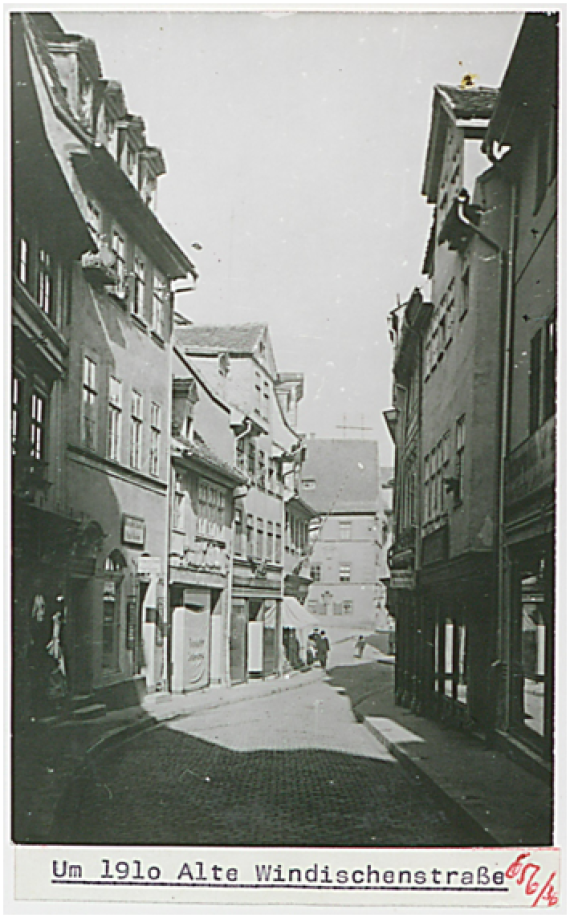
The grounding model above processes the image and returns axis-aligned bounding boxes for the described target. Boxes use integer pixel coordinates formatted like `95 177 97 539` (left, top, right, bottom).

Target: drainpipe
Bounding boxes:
226 419 253 686
456 185 517 731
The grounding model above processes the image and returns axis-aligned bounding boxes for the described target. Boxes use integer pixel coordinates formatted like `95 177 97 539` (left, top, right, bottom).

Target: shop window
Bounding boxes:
82 356 98 451
511 549 552 743
107 376 122 462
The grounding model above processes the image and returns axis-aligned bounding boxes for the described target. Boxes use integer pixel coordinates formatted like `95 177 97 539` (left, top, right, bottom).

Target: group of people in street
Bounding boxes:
27 593 68 721
307 628 330 670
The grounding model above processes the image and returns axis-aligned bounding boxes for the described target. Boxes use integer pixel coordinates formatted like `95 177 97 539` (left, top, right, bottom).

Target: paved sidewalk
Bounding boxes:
330 656 553 847
13 631 554 847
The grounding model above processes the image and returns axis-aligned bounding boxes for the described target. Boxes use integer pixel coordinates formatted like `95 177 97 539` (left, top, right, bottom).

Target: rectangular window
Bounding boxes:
256 518 264 560
266 520 274 562
198 482 208 535
150 402 161 477
112 229 126 293
529 330 542 434
173 475 184 531
87 199 101 236
236 437 246 471
267 460 275 494
130 390 143 470
310 563 321 582
263 380 270 420
340 521 352 541
152 274 166 339
30 392 46 460
82 356 98 450
37 248 54 319
258 450 266 491
248 441 256 477
246 514 254 557
339 563 351 583
12 376 23 454
235 508 244 556
342 600 353 615
275 522 282 564
107 376 122 462
254 372 262 414
543 315 556 422
217 490 225 535
17 236 29 286
132 254 146 319
456 416 466 504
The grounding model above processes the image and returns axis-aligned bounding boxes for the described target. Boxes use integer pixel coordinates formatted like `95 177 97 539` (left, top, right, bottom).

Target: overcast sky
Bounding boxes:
58 8 523 466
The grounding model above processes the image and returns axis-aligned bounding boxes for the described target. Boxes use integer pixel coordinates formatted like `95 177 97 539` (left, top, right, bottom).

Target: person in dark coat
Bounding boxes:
317 630 330 669
28 594 52 720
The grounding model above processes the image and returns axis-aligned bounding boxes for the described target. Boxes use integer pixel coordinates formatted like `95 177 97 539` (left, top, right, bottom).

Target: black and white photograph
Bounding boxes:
9 4 560 909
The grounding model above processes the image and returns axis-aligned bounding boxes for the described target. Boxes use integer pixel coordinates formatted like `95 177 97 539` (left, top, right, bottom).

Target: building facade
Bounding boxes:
483 12 557 765
12 12 195 711
385 12 557 770
174 323 306 683
302 439 386 630
168 348 246 693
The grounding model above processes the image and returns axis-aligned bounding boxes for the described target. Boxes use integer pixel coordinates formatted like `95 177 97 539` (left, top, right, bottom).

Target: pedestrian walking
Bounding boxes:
27 593 52 720
46 596 68 704
308 628 320 667
317 630 330 670
355 635 366 659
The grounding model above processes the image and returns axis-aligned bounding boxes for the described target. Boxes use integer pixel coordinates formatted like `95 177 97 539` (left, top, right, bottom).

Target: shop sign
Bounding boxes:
122 514 145 547
137 555 162 576
506 416 555 506
390 571 416 590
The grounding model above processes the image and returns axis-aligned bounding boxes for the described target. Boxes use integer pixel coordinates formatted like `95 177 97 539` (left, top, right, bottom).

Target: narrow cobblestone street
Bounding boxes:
60 641 474 847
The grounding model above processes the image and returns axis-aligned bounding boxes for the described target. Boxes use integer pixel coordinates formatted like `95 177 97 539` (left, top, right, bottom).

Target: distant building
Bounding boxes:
175 323 308 682
301 439 387 630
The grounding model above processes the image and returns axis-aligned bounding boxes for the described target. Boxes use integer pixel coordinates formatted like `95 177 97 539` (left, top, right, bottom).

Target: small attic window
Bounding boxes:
259 340 265 356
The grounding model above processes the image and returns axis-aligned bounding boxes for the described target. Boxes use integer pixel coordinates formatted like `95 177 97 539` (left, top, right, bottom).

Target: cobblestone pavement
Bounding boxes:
62 645 475 847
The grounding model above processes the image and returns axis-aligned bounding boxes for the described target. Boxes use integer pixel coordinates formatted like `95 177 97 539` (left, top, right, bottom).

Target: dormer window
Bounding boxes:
126 145 137 179
78 66 92 130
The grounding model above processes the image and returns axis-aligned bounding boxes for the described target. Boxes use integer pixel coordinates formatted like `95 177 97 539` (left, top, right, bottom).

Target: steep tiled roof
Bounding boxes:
301 439 380 515
436 84 499 120
175 323 267 355
174 435 246 485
